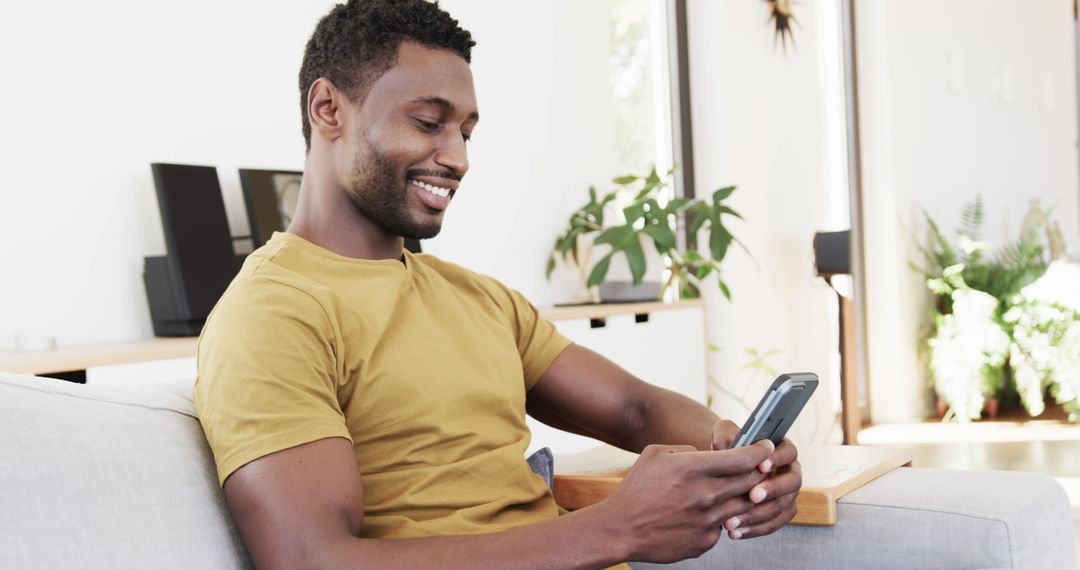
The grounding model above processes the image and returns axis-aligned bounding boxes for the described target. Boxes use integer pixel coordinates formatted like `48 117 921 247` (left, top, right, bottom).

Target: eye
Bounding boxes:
413 117 440 132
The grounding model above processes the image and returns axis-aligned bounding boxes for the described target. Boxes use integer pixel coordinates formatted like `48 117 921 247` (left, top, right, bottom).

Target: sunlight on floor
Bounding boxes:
858 419 1080 444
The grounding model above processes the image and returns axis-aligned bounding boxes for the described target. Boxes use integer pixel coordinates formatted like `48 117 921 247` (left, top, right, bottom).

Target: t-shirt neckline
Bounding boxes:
271 231 414 274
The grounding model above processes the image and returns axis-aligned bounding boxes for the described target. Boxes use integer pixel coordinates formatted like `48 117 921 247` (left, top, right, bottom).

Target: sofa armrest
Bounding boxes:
631 467 1076 570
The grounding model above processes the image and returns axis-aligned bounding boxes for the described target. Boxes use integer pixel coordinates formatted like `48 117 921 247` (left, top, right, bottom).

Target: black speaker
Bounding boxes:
144 163 240 336
813 230 851 277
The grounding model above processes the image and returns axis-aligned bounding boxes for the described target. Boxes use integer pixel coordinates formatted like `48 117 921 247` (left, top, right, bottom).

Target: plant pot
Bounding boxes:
598 280 661 303
934 396 1000 420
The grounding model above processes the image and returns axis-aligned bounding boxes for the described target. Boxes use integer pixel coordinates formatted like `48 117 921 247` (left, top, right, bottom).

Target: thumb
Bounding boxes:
712 420 738 450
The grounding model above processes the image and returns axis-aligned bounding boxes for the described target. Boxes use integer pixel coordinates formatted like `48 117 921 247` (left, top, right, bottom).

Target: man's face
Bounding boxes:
342 41 478 240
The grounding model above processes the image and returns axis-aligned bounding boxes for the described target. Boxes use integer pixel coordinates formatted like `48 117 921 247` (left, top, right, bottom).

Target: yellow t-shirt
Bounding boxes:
194 232 573 538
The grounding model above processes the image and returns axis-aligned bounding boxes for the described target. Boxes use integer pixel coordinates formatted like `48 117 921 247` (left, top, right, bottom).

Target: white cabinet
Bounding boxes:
86 356 196 388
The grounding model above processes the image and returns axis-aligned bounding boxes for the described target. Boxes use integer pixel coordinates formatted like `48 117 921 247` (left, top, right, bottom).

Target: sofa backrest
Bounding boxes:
0 373 250 569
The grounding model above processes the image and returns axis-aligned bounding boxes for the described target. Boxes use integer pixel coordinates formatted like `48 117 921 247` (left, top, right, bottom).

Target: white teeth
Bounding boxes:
410 179 452 198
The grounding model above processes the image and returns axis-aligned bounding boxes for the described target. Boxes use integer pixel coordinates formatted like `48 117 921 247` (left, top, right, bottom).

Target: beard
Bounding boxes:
344 135 443 241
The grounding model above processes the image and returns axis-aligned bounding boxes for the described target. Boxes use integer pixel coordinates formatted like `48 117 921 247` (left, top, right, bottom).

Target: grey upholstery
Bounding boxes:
0 373 250 569
633 467 1076 569
1 372 1075 569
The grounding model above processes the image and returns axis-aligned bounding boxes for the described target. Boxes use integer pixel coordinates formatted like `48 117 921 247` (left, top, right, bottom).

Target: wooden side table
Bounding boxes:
552 444 913 526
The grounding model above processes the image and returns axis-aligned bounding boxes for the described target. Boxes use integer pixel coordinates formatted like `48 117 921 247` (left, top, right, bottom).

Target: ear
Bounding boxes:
307 78 347 145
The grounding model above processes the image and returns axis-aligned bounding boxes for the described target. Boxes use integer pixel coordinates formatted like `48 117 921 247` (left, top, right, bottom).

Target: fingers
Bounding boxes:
723 493 783 531
711 420 739 451
759 438 799 473
686 466 767 516
750 461 802 504
687 439 775 477
725 462 803 540
709 493 754 526
726 493 798 539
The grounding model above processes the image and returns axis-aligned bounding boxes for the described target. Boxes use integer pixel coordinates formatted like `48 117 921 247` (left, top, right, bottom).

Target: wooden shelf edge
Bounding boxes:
541 299 704 322
0 299 707 376
0 337 199 376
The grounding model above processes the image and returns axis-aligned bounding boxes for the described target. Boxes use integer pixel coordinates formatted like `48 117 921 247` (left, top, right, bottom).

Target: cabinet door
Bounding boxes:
86 357 196 388
527 305 706 455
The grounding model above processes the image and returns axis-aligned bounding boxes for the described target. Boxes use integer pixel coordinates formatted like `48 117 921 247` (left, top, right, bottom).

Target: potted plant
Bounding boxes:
912 197 1080 421
546 166 746 302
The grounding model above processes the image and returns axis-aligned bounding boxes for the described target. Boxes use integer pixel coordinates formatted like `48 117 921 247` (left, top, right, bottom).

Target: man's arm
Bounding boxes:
224 436 775 568
527 343 802 540
527 344 722 452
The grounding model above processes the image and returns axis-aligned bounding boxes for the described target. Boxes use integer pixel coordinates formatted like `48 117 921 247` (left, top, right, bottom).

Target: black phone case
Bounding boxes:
732 372 819 447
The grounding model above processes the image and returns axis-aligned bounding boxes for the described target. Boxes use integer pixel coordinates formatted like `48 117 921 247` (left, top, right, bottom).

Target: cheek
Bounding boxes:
394 134 436 162
361 119 437 172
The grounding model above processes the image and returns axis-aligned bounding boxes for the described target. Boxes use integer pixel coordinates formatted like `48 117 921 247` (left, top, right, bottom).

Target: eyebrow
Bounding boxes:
411 96 479 122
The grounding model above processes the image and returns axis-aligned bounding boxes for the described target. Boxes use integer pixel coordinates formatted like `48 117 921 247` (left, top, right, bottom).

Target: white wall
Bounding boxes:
10 0 1074 435
856 0 1080 422
0 1 327 347
0 1 614 348
686 0 848 444
424 0 616 305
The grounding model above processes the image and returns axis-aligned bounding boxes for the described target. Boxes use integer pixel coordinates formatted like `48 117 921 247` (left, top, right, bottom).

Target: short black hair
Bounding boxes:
298 0 475 152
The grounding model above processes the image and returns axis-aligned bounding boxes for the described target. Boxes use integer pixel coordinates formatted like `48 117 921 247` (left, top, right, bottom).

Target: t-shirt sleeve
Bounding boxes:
193 277 351 486
487 281 572 390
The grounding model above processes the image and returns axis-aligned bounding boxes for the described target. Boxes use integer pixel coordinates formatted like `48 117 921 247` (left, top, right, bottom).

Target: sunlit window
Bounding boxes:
609 0 675 186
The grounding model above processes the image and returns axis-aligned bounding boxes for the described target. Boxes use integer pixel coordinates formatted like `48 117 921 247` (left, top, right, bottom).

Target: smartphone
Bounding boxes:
732 373 819 448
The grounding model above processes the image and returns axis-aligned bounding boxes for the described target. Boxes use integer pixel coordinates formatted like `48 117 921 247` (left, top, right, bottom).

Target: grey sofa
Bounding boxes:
1 372 1075 569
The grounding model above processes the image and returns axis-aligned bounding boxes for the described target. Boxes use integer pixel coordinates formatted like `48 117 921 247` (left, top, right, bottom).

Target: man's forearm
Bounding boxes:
529 344 724 454
317 502 627 570
626 384 722 452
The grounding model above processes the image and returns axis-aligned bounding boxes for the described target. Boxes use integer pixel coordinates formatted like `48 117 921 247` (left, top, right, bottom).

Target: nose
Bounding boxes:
434 132 469 178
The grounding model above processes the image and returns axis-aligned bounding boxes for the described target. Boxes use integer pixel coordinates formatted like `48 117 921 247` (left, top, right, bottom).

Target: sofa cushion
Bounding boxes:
632 466 1076 569
0 373 250 569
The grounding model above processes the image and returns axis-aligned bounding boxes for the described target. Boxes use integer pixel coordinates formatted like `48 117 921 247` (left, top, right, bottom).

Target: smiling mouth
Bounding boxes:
409 178 454 199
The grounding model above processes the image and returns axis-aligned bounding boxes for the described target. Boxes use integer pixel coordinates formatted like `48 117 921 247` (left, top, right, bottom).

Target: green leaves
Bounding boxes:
587 254 613 288
594 225 635 247
959 195 984 241
713 186 736 203
666 197 691 211
915 197 1049 305
550 164 747 302
741 347 780 377
643 223 676 252
624 236 646 285
718 280 733 301
590 224 646 286
913 197 1067 421
709 224 733 264
548 185 616 280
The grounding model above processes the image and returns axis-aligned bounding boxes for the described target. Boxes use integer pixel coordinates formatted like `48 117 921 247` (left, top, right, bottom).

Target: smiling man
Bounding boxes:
193 1 801 568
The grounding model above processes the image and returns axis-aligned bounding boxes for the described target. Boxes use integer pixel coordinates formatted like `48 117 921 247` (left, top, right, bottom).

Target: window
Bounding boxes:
609 0 676 189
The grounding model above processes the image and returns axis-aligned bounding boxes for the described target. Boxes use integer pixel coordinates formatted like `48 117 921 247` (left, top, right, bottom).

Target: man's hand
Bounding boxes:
598 440 774 563
529 344 802 549
712 420 802 539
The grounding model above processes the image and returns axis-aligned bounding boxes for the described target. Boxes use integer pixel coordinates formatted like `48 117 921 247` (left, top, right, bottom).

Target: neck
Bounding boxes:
287 150 405 260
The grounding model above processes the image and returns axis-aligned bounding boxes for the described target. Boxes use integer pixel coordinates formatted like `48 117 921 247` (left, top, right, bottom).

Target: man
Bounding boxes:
194 1 801 567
